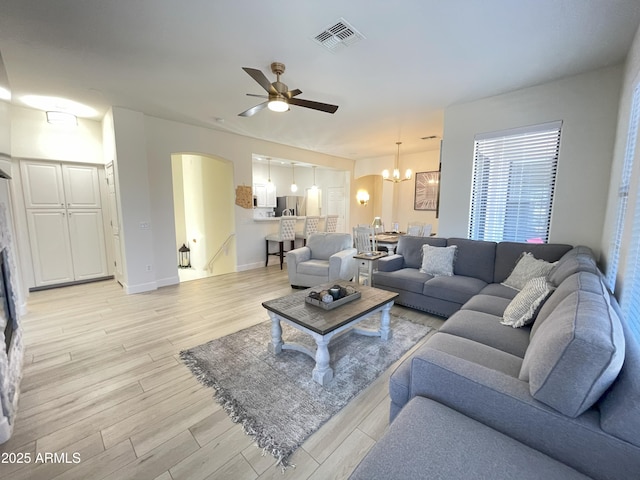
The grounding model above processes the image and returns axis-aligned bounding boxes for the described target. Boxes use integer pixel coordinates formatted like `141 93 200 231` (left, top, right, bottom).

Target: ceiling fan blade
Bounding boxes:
246 93 268 99
242 67 276 94
238 102 269 117
288 97 338 114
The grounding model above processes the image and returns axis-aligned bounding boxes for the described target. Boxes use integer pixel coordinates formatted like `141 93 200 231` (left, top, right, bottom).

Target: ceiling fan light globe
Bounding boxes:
268 99 288 112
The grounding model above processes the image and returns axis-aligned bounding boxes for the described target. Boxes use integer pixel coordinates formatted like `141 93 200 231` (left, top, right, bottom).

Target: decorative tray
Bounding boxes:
305 288 361 310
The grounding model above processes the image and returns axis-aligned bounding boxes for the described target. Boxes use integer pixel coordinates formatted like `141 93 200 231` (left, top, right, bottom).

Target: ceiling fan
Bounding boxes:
238 62 339 117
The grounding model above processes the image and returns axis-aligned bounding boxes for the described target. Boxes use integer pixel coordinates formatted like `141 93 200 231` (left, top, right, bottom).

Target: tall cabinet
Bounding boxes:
21 161 109 288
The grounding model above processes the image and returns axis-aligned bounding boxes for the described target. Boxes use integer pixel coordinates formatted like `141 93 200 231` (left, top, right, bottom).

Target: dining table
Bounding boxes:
375 232 404 253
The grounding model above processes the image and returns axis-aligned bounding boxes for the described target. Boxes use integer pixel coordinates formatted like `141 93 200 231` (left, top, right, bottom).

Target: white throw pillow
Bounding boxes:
501 277 555 328
502 252 556 290
419 244 457 276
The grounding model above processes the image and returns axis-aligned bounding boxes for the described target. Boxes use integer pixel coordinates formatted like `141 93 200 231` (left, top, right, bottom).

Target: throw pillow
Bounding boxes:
419 244 457 276
502 252 556 290
501 277 555 328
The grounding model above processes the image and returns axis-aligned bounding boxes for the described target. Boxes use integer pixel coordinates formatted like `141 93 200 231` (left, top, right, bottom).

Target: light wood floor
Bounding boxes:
0 266 443 480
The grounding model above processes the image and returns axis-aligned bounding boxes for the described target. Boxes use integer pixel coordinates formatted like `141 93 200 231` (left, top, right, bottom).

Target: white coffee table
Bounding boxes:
262 281 398 385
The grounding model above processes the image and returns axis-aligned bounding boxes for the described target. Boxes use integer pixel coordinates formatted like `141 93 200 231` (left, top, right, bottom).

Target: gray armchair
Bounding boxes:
286 232 357 288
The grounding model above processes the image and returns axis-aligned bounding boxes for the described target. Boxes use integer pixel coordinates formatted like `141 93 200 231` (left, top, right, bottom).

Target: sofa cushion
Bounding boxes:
419 244 456 276
307 232 351 260
478 283 519 300
501 277 554 328
447 237 496 283
423 275 487 305
502 252 556 290
532 271 604 339
547 246 598 286
297 259 330 276
461 294 512 317
494 242 572 284
351 397 591 480
439 310 531 357
396 235 447 269
374 268 431 294
520 290 625 417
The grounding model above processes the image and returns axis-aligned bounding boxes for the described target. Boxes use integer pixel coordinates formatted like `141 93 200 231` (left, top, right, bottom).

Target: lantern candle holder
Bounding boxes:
178 243 191 269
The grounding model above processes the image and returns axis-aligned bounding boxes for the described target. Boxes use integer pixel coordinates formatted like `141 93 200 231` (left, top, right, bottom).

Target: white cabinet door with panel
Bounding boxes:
26 209 75 286
62 164 101 208
67 209 108 280
21 161 66 208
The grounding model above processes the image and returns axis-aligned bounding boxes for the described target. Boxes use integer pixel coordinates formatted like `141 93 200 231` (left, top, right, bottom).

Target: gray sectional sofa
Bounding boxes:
351 238 640 479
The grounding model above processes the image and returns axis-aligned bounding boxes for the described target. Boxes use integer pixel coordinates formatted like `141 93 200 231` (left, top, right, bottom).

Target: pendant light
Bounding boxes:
382 142 412 183
290 162 298 192
311 166 318 191
266 157 274 191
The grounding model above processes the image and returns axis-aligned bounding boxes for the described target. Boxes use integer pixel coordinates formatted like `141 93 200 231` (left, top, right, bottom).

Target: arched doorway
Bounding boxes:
171 153 236 282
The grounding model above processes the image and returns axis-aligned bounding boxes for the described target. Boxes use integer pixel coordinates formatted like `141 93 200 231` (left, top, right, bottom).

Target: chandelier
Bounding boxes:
382 141 412 183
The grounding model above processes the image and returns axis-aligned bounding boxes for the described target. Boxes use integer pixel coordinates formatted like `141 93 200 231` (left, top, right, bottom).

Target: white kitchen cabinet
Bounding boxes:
254 183 277 207
26 208 109 287
62 164 101 208
67 209 108 280
26 209 75 286
21 160 110 288
20 161 66 208
22 161 101 209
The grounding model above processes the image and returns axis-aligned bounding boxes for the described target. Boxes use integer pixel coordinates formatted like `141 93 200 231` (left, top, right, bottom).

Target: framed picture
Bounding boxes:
414 171 440 211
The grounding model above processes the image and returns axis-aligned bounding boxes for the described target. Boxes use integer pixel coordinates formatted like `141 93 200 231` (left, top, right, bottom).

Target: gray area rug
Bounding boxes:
180 312 431 468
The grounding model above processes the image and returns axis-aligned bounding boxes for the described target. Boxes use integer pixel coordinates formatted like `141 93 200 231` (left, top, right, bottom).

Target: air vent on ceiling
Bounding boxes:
313 18 365 53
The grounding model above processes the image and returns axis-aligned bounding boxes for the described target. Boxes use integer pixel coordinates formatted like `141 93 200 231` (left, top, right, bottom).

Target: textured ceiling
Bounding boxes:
1 0 639 160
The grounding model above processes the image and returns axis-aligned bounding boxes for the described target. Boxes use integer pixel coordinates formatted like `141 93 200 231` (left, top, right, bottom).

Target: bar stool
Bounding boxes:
265 217 297 269
324 215 338 232
295 216 320 246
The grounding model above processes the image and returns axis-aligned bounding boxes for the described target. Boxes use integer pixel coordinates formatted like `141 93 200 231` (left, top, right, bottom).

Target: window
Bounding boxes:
605 84 640 292
622 186 640 337
469 121 562 243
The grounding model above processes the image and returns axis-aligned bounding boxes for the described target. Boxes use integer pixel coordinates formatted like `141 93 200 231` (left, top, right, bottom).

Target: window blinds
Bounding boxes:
469 121 562 243
606 84 640 292
622 189 640 339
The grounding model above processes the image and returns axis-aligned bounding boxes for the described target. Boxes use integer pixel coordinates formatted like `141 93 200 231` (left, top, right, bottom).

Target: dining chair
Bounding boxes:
407 222 425 236
324 215 339 232
295 216 320 246
265 217 297 269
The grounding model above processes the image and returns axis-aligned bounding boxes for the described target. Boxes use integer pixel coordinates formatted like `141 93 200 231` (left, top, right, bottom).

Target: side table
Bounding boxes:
354 251 387 286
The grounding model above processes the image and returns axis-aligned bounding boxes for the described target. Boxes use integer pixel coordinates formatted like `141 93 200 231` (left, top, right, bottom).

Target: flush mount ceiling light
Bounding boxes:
21 95 97 118
46 111 77 126
382 142 412 183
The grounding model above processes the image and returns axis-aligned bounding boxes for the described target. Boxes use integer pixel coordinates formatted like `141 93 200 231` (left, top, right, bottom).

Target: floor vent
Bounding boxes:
312 18 365 53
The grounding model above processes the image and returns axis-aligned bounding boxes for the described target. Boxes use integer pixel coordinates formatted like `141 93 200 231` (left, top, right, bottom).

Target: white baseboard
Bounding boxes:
124 281 158 294
156 275 179 288
237 262 267 272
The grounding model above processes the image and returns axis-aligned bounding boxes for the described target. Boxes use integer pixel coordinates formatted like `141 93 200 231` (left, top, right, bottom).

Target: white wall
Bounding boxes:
439 65 623 255
353 148 441 233
11 105 103 164
111 112 354 292
601 22 640 298
110 107 156 293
